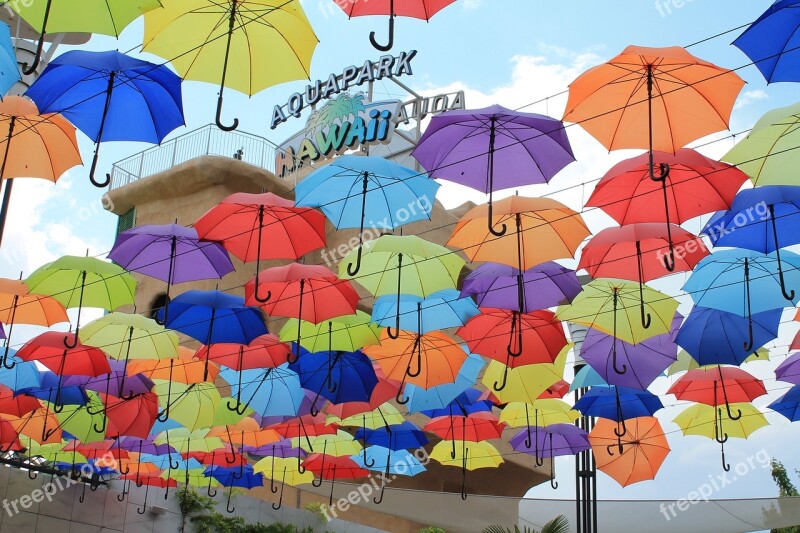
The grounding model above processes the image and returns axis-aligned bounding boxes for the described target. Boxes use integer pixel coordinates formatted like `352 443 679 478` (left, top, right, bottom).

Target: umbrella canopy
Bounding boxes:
509 424 590 467
667 367 767 411
25 50 185 187
571 365 607 390
220 364 304 419
337 0 457 51
0 97 82 247
279 311 381 354
333 404 405 429
723 101 800 186
589 417 670 487
143 0 317 130
563 45 744 153
733 1 800 83
574 386 663 442
580 313 681 390
481 353 567 405
500 400 579 428
430 440 503 499
424 414 503 442
128 347 220 384
289 349 378 410
372 289 479 334
197 334 290 371
356 421 428 450
412 105 574 237
153 381 221 432
103 392 159 439
461 262 582 312
0 23 20 96
768 385 800 421
776 353 800 384
404 352 485 412
675 306 781 366
17 332 111 378
352 446 426 476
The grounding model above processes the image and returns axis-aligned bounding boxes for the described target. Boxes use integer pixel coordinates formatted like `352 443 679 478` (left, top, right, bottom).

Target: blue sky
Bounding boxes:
3 0 800 518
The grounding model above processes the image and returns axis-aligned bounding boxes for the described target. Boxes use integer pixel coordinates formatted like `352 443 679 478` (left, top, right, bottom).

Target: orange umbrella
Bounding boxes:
128 346 219 383
588 416 670 487
209 417 282 449
0 278 68 369
364 330 466 403
448 196 589 270
3 408 62 445
0 96 82 246
563 45 744 156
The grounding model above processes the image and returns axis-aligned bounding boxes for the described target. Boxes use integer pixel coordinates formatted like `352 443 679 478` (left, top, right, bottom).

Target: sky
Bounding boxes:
3 0 800 524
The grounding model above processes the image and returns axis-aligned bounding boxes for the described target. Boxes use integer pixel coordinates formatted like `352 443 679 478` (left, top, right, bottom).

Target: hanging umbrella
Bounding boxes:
579 223 707 323
674 403 768 471
574 386 663 443
245 264 359 362
0 278 67 369
109 224 234 323
128 346 220 384
11 0 161 74
768 385 800 421
702 186 800 300
303 453 368 506
253 455 315 510
412 105 574 237
419 389 493 419
458 308 568 391
25 50 184 187
510 424 589 488
723 101 800 186
0 23 20 95
0 353 41 391
430 440 503 500
101 392 159 439
157 290 268 380
500 400 579 434
279 311 382 354
336 0 457 51
51 392 108 443
775 353 800 384
357 421 428 451
675 306 781 367
589 416 670 487
571 365 607 391
683 249 800 349
481 352 568 405
351 446 426 476
6 407 62 445
556 279 678 374
153 381 221 431
333 404 405 429
461 262 582 313
195 192 326 300
372 289 479 334
143 0 317 130
0 96 81 247
580 313 681 390
296 155 439 276
563 45 744 184
0 385 41 417
196 334 290 371
404 351 485 413
206 465 264 512
364 330 466 402
733 1 800 83
424 413 503 442
220 364 304 418
667 366 767 421
25 255 137 345
73 359 154 399
22 371 88 412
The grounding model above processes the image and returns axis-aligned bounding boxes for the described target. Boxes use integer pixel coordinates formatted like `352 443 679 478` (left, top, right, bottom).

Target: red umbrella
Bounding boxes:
0 386 41 417
586 149 748 269
195 192 326 301
325 373 401 419
195 334 291 370
304 453 369 505
667 366 766 420
0 418 22 452
457 309 568 390
103 392 159 440
538 380 570 400
120 473 175 513
579 223 708 327
424 413 504 442
245 264 360 362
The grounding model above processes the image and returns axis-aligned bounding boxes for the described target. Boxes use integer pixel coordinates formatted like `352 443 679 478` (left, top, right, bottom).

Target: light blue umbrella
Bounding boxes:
372 289 479 335
139 453 202 472
683 249 800 350
294 155 439 275
0 23 20 97
351 446 426 476
220 364 304 419
404 351 485 412
570 365 607 392
0 352 41 391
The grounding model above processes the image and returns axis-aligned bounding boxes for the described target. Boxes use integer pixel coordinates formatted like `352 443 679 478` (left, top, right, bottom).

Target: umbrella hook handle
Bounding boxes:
487 199 507 237
549 435 558 489
386 254 404 339
369 0 395 52
346 243 364 277
721 437 731 472
63 333 78 349
460 448 468 501
78 481 87 504
635 243 651 329
136 485 148 514
117 480 128 502
93 414 107 435
88 150 112 189
611 290 627 375
493 363 510 392
215 1 240 132
252 274 272 303
769 205 796 301
27 469 38 480
207 474 217 497
348 172 371 277
373 462 389 504
226 489 235 513
363 445 375 468
21 0 52 75
506 311 523 358
1 299 17 369
742 259 755 352
524 409 533 450
272 469 285 510
326 350 342 395
406 333 422 378
395 381 409 406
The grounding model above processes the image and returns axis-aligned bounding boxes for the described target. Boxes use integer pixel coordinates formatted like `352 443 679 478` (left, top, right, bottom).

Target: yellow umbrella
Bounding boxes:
482 350 567 405
667 349 767 376
430 440 503 500
143 0 318 131
500 400 579 428
673 402 768 471
279 311 382 353
153 381 221 432
295 431 362 457
331 404 405 428
254 455 314 510
154 428 225 454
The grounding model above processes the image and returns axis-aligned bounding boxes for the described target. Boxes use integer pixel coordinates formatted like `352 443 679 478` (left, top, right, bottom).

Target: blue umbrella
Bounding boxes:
205 464 264 512
768 385 800 421
0 23 19 97
702 186 800 300
420 388 494 418
288 347 378 413
0 353 41 391
683 249 800 350
404 351 485 412
372 289 479 336
19 370 89 407
675 306 781 366
355 421 428 451
570 365 607 391
573 385 663 439
158 290 268 381
351 446 426 476
294 155 440 275
25 50 184 187
220 364 304 419
733 1 800 83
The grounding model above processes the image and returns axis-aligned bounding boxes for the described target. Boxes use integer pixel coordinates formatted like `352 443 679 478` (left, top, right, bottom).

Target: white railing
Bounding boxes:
108 125 280 190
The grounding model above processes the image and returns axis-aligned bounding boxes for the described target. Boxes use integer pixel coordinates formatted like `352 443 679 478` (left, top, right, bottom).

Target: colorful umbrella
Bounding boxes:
220 364 304 418
253 455 314 510
768 385 800 421
196 334 290 371
295 155 439 276
412 105 574 237
304 453 368 505
429 440 503 500
0 23 20 95
667 366 767 420
589 417 670 487
775 352 800 384
404 351 485 412
733 1 800 82
509 424 589 488
289 348 378 414
481 351 568 405
279 311 381 354
372 289 479 334
25 50 184 187
153 381 221 431
143 0 317 130
574 386 663 442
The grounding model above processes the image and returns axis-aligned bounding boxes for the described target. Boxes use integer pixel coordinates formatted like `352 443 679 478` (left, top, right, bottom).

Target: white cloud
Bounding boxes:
462 0 483 9
735 89 769 109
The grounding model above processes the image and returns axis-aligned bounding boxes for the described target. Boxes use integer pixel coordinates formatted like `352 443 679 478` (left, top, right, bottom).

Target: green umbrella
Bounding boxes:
723 102 800 186
278 311 381 352
26 256 136 348
154 381 220 431
154 428 225 454
51 392 107 443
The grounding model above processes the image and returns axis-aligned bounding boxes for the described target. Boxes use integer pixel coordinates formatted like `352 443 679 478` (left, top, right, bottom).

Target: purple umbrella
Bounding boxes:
411 105 574 237
0 323 5 340
461 262 582 311
582 313 683 390
509 423 590 489
248 438 306 459
118 436 176 456
776 353 800 385
108 224 235 323
69 360 155 398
